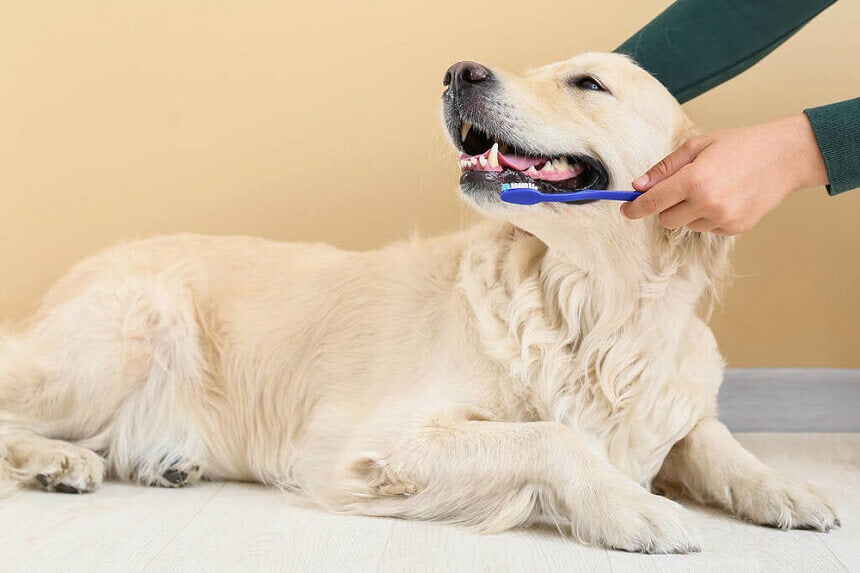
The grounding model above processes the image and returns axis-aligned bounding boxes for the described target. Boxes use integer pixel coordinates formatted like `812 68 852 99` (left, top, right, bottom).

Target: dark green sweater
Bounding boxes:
616 0 858 195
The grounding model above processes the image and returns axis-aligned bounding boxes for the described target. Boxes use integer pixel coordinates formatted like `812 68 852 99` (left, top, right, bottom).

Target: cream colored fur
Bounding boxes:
0 53 837 552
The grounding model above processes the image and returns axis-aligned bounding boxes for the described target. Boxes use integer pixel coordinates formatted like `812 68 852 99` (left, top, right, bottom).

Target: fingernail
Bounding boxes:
632 174 649 187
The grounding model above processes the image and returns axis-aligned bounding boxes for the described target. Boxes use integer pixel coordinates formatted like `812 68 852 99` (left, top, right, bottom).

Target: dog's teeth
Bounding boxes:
540 161 554 172
460 122 472 142
556 157 570 171
488 143 499 167
526 166 538 175
478 156 488 167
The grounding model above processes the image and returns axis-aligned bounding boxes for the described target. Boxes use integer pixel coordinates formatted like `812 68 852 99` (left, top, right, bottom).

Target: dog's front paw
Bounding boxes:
724 473 839 532
574 486 702 554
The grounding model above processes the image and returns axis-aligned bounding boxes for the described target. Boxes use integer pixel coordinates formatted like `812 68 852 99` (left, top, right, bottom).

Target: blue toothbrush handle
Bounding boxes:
571 190 642 202
501 188 642 205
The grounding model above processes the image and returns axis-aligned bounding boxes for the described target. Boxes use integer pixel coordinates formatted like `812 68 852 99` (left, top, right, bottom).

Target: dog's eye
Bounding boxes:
569 76 606 92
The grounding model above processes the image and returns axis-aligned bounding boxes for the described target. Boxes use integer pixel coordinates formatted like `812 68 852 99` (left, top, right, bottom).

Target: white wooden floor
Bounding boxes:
1 433 857 572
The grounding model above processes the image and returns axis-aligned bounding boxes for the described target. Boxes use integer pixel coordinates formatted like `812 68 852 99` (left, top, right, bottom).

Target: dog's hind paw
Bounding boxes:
26 443 105 494
139 457 203 488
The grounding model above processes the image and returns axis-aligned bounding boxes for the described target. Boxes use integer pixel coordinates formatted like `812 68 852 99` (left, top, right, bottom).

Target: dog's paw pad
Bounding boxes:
142 460 202 488
53 482 83 494
162 468 188 485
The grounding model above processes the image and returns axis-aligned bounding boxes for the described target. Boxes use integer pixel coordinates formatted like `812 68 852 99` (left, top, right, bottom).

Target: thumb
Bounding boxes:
632 136 710 191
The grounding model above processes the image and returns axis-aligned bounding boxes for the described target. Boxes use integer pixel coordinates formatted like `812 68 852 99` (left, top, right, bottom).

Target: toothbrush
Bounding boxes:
500 182 642 205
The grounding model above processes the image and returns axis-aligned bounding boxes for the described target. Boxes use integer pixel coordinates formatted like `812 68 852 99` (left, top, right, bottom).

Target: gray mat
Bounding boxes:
719 368 860 432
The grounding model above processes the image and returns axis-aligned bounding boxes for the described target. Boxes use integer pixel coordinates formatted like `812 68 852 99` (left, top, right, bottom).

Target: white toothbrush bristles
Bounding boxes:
502 182 539 191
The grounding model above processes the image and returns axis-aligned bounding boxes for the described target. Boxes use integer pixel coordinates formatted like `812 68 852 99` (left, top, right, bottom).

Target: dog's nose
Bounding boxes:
443 61 492 87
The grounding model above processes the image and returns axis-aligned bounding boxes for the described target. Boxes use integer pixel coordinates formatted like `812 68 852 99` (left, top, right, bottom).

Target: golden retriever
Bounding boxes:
0 52 838 553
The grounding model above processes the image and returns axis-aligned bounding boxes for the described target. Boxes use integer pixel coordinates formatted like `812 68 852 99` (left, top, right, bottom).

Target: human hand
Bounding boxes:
621 114 829 235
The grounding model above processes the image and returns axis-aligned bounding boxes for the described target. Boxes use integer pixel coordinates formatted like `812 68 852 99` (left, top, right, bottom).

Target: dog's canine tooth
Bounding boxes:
488 143 499 167
460 122 472 142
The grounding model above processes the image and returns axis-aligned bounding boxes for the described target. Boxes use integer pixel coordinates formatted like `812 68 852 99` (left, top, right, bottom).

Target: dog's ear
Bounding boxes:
660 113 734 317
686 229 733 317
672 114 700 150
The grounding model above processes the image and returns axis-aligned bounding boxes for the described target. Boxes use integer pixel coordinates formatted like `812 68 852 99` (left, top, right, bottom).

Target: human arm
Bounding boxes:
614 0 858 232
615 0 839 104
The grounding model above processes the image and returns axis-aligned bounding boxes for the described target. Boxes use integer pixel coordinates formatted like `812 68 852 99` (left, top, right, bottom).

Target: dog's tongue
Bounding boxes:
459 147 584 182
498 154 543 171
458 150 544 170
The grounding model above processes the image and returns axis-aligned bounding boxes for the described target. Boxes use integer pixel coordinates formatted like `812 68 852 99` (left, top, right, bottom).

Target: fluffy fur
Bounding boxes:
0 53 837 553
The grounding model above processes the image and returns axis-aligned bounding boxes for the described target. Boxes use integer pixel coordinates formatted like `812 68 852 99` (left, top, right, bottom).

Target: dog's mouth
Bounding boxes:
456 121 609 197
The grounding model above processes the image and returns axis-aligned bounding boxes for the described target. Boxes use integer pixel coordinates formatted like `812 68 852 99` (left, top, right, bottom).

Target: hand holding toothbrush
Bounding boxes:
621 114 829 236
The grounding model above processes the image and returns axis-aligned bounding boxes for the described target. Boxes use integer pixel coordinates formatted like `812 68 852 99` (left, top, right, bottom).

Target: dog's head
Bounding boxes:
442 52 732 309
441 52 695 249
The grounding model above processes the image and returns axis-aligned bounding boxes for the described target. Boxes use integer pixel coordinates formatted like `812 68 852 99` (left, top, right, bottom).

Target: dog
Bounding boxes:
0 52 838 553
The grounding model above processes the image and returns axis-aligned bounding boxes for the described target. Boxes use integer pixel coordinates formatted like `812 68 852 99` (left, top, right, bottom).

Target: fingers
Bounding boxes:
656 201 699 230
687 218 717 232
621 178 687 220
621 134 737 233
622 197 726 234
631 136 711 191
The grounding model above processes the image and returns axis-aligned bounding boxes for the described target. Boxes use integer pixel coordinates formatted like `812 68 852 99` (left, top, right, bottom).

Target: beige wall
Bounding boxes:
1 1 858 367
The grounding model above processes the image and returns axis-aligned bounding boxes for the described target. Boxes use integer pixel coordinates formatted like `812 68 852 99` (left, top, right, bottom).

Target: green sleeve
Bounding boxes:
614 0 838 104
616 0 858 194
805 98 860 195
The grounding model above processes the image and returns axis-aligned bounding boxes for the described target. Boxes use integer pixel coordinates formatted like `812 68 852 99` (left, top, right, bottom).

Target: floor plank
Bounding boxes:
377 519 610 572
144 483 395 572
0 489 23 512
0 482 225 572
0 433 856 572
736 433 860 573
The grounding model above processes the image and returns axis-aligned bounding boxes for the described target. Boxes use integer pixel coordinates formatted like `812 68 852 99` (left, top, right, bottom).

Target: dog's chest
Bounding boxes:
585 401 697 486
460 238 722 484
500 332 714 486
